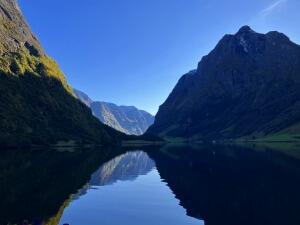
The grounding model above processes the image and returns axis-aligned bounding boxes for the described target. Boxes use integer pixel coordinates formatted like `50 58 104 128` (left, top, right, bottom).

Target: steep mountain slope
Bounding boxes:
74 89 154 135
147 26 300 140
72 89 93 107
91 102 154 135
0 0 123 146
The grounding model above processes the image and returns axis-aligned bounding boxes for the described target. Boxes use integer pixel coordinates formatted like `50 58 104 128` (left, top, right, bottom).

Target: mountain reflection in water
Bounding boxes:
1 144 300 225
90 151 155 186
60 150 201 225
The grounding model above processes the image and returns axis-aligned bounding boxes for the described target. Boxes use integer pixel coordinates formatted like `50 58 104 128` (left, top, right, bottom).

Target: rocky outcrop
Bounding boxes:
0 0 43 55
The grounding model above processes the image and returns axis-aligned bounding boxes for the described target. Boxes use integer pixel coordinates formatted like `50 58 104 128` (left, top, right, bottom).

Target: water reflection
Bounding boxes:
90 151 155 186
1 144 300 225
60 151 201 225
0 147 124 225
71 151 156 200
147 144 300 225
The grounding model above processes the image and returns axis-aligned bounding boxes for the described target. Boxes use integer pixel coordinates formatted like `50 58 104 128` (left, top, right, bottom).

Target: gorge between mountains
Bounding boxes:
1 0 300 225
1 0 300 145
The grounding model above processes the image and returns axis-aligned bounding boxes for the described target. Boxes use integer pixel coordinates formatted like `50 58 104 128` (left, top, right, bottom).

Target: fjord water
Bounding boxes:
59 151 201 225
1 145 300 225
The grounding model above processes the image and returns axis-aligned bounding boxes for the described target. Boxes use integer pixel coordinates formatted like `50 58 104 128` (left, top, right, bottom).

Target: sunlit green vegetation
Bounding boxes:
0 47 72 93
0 47 124 147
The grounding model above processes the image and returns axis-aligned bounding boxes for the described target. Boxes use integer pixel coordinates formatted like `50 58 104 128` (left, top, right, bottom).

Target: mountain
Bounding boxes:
72 89 93 107
147 26 300 141
74 89 154 135
0 0 124 146
91 102 154 135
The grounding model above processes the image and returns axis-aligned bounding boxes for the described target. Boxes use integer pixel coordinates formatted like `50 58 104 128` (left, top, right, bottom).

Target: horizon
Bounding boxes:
19 0 300 114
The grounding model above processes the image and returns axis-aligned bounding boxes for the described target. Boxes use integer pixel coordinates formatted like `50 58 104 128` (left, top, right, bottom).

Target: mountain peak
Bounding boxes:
148 27 300 140
266 31 291 42
236 25 255 35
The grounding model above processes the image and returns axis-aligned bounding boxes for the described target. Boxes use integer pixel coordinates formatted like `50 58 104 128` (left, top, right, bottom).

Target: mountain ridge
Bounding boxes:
74 89 154 135
147 26 300 141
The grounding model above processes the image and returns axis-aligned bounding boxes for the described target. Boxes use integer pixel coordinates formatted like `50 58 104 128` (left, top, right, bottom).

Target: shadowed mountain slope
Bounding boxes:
147 26 300 141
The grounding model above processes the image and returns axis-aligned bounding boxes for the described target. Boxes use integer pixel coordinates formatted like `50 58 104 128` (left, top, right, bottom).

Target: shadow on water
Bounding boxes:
147 144 300 225
0 147 125 225
1 143 300 225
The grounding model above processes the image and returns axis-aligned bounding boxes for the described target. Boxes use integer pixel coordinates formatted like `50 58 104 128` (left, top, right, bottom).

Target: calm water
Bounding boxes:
59 151 201 225
1 144 300 225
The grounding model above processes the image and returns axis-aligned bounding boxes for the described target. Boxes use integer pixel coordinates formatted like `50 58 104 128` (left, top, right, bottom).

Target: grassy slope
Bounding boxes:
243 122 300 143
0 48 124 146
0 1 127 146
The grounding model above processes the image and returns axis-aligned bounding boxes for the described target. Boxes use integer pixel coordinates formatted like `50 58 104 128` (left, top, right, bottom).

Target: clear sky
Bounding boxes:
19 0 300 114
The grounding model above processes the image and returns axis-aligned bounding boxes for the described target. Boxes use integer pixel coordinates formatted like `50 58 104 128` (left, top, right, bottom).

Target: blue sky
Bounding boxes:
19 0 299 114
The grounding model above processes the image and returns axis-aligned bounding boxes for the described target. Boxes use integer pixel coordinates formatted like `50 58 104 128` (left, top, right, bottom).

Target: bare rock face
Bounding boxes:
0 0 43 55
147 26 300 140
74 89 154 135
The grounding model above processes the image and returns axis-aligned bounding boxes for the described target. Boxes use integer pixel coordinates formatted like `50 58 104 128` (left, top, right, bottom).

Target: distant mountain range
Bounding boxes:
147 26 300 141
0 0 124 146
74 89 154 135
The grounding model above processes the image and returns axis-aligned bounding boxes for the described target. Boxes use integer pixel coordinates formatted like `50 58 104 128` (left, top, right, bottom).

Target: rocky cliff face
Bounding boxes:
0 0 123 146
147 26 300 140
0 0 43 54
74 89 154 135
91 102 154 135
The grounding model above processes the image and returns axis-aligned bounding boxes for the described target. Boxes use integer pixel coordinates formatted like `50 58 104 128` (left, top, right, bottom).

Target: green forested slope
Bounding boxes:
0 0 124 146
